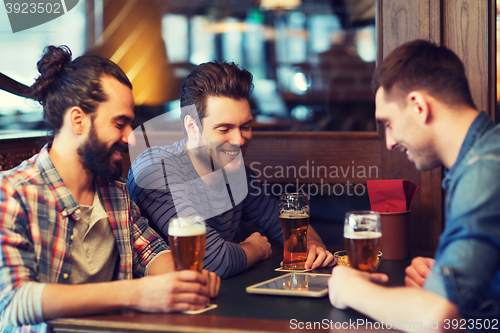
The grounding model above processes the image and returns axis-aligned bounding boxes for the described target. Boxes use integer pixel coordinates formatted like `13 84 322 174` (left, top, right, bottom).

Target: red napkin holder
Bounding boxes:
367 179 418 260
379 211 410 260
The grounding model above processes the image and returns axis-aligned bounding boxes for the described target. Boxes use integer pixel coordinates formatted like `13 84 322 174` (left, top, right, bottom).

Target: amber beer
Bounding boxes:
344 231 381 272
280 212 309 270
168 219 206 273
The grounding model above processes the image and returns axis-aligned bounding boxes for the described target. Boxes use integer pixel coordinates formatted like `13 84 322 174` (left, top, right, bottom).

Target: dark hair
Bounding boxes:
371 39 476 109
179 61 253 134
28 45 132 136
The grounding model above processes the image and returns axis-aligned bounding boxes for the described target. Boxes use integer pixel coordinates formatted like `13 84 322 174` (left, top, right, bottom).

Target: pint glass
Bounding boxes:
344 211 382 272
168 216 206 273
279 193 309 270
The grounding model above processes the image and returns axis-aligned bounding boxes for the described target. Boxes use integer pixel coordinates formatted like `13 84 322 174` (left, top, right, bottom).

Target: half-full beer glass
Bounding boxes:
168 216 206 273
279 193 309 270
344 211 382 272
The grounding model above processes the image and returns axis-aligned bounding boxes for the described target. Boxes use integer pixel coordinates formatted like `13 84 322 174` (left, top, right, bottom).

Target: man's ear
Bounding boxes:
407 91 431 124
184 115 201 140
68 107 89 135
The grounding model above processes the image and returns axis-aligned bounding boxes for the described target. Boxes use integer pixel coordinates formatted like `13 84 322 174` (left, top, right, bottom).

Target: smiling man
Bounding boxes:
128 61 334 279
328 40 500 331
0 46 219 333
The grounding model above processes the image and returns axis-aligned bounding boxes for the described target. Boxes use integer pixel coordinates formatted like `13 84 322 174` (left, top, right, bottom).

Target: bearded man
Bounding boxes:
0 45 219 333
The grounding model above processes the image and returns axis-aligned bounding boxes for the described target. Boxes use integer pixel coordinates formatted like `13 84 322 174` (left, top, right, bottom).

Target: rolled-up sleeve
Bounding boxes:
129 198 169 277
424 238 500 317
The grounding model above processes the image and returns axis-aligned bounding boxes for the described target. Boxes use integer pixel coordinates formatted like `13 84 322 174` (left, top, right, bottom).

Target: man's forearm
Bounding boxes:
239 232 272 270
41 279 137 321
342 278 461 333
307 225 325 247
240 242 262 269
146 251 175 275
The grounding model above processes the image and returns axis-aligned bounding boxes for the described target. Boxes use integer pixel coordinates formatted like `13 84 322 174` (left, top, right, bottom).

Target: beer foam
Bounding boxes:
168 223 206 236
344 231 382 239
279 212 309 219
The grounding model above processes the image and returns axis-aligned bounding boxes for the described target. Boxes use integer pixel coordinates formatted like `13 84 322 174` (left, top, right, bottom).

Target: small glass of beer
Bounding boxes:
279 193 310 270
168 216 206 273
344 211 382 272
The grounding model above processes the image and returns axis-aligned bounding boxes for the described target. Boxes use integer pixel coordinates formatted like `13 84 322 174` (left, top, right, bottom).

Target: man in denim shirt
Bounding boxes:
328 39 499 330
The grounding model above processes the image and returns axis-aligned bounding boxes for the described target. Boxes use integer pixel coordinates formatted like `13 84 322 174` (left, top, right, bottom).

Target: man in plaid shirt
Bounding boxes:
0 46 219 333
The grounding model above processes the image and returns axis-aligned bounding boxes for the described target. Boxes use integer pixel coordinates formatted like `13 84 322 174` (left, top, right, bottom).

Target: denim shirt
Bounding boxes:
424 112 500 318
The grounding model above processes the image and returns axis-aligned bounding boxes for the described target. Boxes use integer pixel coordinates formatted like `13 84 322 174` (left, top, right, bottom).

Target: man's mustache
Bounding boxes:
111 142 129 154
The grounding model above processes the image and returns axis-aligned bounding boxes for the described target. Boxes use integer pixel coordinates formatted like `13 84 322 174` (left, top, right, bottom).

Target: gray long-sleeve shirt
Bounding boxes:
127 139 283 279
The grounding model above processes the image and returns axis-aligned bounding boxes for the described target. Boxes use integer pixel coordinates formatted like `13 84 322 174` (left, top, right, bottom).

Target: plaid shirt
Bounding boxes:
0 144 168 333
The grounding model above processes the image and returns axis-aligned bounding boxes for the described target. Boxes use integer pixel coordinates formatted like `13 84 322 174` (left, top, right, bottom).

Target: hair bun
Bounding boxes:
29 45 72 102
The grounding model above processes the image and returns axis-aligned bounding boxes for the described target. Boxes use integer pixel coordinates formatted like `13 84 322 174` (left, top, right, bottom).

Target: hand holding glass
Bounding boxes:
168 216 206 272
279 193 309 270
344 211 382 272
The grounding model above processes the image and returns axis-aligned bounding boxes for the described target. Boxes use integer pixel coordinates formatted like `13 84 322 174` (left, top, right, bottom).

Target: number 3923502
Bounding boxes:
5 2 62 14
444 319 498 330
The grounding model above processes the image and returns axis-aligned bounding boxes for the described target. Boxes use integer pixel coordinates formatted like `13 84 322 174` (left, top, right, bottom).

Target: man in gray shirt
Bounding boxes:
128 61 334 278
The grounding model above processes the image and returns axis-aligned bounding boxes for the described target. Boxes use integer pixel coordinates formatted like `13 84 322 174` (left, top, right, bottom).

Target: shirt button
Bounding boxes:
62 210 68 217
70 234 74 241
63 273 69 279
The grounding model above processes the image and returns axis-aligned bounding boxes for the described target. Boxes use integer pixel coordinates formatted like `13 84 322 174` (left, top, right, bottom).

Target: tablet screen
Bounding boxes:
246 273 330 297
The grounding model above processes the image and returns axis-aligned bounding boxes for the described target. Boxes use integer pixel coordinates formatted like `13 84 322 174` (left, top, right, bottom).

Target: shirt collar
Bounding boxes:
36 142 82 220
442 112 494 190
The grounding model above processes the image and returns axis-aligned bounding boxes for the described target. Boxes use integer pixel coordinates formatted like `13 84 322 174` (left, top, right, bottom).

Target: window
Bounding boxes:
0 1 86 131
160 1 377 131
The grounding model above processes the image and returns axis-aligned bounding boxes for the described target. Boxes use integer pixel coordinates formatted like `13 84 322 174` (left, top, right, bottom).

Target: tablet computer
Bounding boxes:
246 273 330 298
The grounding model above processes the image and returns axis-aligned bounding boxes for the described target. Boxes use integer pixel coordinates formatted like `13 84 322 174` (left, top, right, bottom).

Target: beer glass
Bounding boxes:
279 193 309 270
344 211 382 272
168 216 206 273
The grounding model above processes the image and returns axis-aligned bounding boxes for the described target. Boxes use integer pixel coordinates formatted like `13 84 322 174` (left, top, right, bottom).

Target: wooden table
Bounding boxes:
49 247 410 332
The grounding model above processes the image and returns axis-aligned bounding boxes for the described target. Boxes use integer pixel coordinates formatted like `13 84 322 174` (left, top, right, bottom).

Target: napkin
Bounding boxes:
367 179 418 212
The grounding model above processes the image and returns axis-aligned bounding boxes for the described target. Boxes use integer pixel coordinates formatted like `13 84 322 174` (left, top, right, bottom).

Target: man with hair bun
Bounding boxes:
328 39 500 330
0 45 220 333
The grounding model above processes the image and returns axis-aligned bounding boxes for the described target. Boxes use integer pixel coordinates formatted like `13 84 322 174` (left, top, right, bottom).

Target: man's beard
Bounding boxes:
191 142 244 182
191 142 240 172
191 143 217 171
77 125 128 181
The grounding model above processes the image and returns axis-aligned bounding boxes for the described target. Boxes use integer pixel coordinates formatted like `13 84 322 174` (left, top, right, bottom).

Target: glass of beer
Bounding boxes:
344 211 382 272
279 193 309 270
168 216 206 273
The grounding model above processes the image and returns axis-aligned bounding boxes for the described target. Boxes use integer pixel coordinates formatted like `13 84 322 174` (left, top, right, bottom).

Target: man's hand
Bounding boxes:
405 257 435 288
133 270 212 313
203 269 221 298
303 226 334 269
328 265 388 309
239 232 272 269
305 243 334 269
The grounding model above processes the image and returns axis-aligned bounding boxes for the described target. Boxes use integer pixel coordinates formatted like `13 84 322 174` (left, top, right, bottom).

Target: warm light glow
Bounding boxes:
260 0 301 10
293 72 308 92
